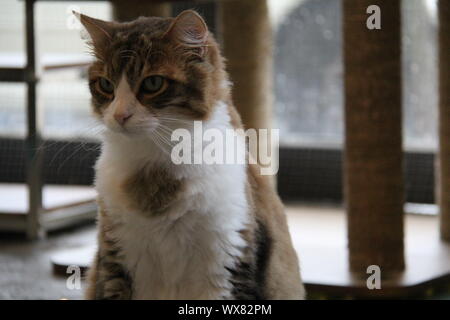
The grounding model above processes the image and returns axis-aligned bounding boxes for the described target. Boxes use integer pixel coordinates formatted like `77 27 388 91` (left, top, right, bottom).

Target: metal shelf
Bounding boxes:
0 0 95 238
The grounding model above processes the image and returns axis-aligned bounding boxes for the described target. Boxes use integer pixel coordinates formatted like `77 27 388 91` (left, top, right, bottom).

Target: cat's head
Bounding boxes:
76 10 227 136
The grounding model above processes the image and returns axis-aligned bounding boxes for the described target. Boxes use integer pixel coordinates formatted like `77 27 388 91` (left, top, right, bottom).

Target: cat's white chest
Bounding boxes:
96 157 249 299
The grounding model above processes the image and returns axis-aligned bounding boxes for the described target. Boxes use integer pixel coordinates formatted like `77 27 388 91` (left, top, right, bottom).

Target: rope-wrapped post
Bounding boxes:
438 0 450 242
220 0 272 133
111 0 171 21
220 0 273 171
343 0 405 272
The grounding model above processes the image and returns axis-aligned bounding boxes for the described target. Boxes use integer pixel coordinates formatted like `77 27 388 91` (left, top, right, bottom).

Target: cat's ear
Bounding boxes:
165 10 208 50
73 11 114 49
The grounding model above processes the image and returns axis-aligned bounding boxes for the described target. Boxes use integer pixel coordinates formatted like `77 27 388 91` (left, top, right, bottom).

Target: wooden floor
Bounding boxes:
286 204 450 298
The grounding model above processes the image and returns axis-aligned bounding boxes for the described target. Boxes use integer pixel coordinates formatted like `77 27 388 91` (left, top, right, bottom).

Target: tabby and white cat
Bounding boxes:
76 10 304 300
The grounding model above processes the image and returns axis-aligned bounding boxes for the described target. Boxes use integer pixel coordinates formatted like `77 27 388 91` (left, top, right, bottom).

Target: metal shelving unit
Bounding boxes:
0 0 96 239
0 0 216 239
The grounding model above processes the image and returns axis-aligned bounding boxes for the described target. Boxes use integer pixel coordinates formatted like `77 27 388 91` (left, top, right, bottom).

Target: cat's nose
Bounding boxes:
114 112 133 125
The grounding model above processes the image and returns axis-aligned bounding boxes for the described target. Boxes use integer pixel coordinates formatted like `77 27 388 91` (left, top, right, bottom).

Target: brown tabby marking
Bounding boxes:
121 166 184 215
85 201 132 300
85 15 228 121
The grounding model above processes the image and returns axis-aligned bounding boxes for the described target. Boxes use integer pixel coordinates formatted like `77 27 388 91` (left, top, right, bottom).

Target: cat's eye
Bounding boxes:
98 77 114 95
141 76 166 94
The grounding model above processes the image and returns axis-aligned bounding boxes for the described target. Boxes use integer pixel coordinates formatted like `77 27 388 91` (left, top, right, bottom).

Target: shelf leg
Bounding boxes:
438 0 450 242
25 0 44 240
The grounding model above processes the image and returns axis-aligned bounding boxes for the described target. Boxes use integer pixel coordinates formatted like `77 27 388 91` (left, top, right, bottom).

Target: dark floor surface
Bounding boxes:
0 224 96 300
0 222 449 300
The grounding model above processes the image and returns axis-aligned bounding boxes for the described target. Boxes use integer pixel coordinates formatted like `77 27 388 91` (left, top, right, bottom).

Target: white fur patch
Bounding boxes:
95 101 249 299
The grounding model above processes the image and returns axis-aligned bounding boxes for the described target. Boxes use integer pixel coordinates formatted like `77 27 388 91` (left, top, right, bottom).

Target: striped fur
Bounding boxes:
78 10 305 300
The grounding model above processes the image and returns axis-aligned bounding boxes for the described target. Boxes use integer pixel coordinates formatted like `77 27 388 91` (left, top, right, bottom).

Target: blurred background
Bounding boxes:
0 0 448 300
0 0 439 145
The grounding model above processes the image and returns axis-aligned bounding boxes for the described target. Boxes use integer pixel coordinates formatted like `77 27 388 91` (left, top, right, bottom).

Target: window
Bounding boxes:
0 0 111 140
271 0 438 206
271 0 343 147
0 0 438 206
271 0 438 151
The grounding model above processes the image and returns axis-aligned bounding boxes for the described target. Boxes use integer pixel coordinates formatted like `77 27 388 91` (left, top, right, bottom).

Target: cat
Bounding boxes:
76 9 305 300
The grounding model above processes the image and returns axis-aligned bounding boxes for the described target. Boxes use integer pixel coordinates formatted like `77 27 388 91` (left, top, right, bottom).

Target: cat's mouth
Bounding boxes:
105 118 160 137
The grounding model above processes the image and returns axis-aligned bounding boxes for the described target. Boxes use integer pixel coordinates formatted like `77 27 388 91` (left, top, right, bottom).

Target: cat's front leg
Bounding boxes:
85 219 133 300
85 247 132 300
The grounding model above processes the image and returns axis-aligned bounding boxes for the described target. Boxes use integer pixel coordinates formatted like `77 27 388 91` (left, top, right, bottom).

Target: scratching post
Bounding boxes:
220 0 273 166
111 0 171 21
343 0 405 272
438 0 450 242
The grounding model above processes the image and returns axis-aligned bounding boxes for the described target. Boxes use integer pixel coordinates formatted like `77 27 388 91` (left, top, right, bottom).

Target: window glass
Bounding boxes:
270 0 438 151
0 0 111 140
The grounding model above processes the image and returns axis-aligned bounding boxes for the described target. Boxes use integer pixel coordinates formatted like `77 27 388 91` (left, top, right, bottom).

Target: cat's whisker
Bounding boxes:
48 140 75 166
159 118 195 124
156 125 174 135
150 131 171 156
45 121 103 167
158 119 195 128
158 124 178 136
56 143 86 174
158 116 194 122
154 129 174 147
